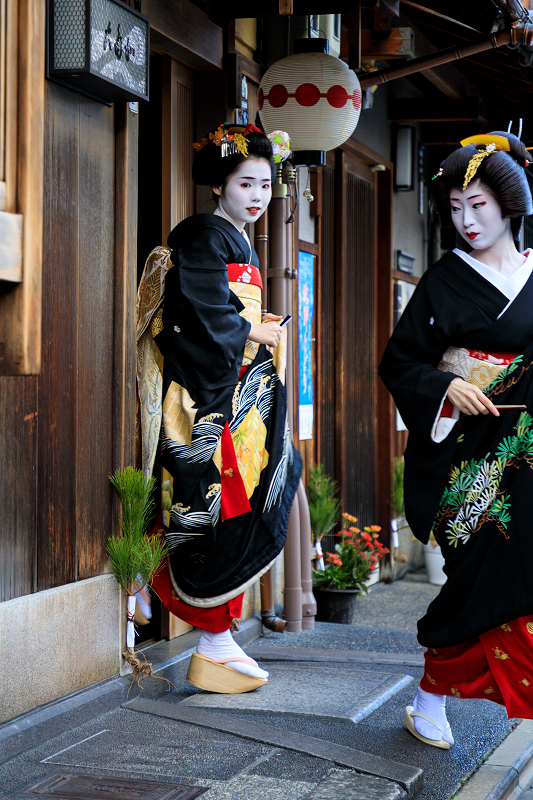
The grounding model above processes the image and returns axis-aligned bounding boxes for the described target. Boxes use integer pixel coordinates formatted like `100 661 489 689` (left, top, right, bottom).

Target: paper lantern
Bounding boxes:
259 53 361 153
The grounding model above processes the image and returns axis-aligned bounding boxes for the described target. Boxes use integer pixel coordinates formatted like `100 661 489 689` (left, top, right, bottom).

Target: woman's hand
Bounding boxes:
249 319 283 347
262 313 283 323
446 377 500 417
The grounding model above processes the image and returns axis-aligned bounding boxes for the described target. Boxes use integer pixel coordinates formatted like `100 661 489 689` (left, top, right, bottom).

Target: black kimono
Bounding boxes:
380 250 533 648
137 214 301 608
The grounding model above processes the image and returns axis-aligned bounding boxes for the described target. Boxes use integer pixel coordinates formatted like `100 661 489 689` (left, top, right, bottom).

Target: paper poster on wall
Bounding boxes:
298 251 315 440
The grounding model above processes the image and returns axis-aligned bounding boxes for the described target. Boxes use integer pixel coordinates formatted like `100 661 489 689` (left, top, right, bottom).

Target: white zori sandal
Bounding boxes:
404 706 452 750
186 653 268 694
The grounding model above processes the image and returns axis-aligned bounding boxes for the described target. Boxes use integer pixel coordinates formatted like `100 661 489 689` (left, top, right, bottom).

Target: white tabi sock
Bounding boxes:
197 629 269 680
413 686 454 745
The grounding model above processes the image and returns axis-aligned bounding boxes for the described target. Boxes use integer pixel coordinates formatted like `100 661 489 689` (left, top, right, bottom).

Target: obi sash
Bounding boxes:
437 347 519 420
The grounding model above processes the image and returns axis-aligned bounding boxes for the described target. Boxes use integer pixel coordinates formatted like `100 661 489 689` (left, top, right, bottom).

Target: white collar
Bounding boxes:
452 247 533 300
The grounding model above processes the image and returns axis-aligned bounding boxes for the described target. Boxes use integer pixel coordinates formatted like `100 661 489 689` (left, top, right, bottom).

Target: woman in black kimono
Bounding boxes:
137 124 301 693
380 131 533 747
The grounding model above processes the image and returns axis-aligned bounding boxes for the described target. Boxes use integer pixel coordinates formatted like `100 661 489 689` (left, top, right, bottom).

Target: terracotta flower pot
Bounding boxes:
314 587 359 624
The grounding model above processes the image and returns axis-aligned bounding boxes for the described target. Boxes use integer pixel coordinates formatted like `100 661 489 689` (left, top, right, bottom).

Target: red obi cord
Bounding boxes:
148 516 244 633
420 615 533 719
227 263 263 290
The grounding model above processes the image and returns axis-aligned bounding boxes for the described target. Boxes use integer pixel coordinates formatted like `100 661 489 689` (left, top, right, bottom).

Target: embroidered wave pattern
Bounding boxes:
230 359 277 433
437 411 533 547
264 421 293 513
161 419 224 464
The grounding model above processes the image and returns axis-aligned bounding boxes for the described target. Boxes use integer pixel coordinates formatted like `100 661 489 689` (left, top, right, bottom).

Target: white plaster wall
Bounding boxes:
0 575 121 723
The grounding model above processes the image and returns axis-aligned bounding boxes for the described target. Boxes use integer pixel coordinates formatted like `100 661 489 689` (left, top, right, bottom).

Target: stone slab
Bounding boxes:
485 720 533 769
123 698 423 797
180 665 413 724
454 766 512 800
304 769 407 800
41 729 274 781
245 647 424 668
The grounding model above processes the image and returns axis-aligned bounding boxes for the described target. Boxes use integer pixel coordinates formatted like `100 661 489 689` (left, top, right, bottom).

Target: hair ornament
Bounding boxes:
459 136 511 190
462 149 492 190
267 130 291 163
193 123 258 158
431 167 444 181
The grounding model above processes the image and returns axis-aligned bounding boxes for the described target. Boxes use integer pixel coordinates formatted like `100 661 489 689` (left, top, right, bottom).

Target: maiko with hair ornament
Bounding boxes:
136 124 301 694
380 129 533 746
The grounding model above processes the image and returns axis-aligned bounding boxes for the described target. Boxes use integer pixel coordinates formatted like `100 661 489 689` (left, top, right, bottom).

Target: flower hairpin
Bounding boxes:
267 130 291 164
431 167 443 181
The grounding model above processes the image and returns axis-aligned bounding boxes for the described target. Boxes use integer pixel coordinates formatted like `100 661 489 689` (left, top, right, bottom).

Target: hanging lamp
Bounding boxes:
259 38 361 166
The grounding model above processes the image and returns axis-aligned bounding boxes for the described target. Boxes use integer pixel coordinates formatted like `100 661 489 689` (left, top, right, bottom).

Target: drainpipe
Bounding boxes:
359 24 533 90
255 213 287 634
269 180 302 633
298 480 316 629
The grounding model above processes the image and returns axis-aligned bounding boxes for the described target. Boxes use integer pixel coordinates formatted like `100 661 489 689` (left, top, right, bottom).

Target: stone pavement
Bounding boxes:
0 572 531 800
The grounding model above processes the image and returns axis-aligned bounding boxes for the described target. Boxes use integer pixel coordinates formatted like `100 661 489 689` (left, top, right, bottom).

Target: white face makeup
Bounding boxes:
213 158 272 231
449 179 511 250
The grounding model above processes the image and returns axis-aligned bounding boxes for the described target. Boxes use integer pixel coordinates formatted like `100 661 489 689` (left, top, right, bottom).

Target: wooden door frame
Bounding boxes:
337 137 393 542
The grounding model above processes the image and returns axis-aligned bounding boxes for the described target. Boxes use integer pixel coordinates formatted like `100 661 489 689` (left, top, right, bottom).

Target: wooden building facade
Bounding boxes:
2 0 533 720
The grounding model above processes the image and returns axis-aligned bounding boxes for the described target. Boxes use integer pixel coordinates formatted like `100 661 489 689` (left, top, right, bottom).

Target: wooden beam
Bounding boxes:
361 27 413 59
389 97 485 123
279 0 293 13
420 120 488 146
401 1 480 37
406 22 467 100
143 0 223 70
359 29 515 91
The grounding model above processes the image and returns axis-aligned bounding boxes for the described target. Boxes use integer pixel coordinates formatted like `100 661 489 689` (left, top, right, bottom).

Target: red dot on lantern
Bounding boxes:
258 87 264 111
326 85 348 108
352 89 362 111
295 83 321 107
267 84 288 108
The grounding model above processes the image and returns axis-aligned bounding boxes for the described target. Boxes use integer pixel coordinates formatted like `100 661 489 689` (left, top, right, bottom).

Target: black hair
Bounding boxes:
192 127 275 188
432 131 533 242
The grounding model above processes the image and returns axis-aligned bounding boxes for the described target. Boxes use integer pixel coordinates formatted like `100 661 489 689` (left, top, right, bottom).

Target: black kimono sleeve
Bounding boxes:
157 227 251 391
379 269 460 439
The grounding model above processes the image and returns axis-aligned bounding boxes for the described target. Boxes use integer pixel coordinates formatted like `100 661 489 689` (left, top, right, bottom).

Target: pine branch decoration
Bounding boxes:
107 467 168 595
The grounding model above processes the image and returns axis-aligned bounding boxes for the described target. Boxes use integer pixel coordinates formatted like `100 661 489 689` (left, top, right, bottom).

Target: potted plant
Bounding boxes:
313 513 389 624
308 464 340 570
424 532 447 585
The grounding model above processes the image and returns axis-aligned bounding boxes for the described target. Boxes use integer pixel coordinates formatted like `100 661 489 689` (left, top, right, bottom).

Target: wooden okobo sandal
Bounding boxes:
186 652 268 693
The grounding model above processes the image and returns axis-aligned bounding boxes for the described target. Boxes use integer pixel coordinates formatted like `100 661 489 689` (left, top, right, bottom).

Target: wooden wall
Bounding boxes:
300 143 393 557
0 82 117 601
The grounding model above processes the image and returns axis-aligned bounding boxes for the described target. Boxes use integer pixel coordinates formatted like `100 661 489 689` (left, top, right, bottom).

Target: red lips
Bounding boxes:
247 207 260 215
466 232 479 240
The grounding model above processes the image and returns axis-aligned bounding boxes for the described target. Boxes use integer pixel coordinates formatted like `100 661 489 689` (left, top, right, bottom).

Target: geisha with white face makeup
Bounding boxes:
136 124 301 696
380 132 533 745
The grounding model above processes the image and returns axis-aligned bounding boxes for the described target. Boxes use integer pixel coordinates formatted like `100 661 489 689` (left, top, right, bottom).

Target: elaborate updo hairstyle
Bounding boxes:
432 131 533 242
192 125 275 189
